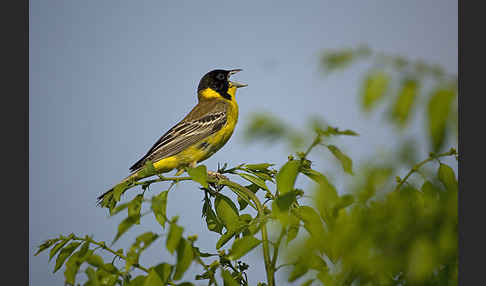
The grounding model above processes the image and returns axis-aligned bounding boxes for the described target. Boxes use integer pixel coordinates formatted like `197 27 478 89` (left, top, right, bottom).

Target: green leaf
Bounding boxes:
276 160 301 195
356 166 393 203
53 242 81 273
318 126 359 137
228 235 261 260
187 165 208 188
297 206 326 238
287 215 300 244
101 263 119 274
86 253 104 268
64 250 83 285
128 275 147 286
237 195 249 211
203 202 224 234
195 270 212 280
391 79 419 126
303 169 333 188
221 269 239 286
127 232 159 271
332 194 355 216
421 180 440 197
85 267 99 286
153 263 173 284
215 195 240 231
95 271 118 286
113 215 139 244
77 240 90 259
427 88 456 151
109 202 130 216
244 163 274 171
275 190 298 212
49 235 73 261
362 70 390 111
226 184 255 211
152 191 169 228
289 263 309 282
289 254 327 283
327 145 353 174
438 163 458 192
321 48 356 71
166 222 184 254
238 173 269 191
137 232 159 250
174 239 194 280
308 254 328 271
247 170 274 182
35 238 59 256
129 194 143 224
126 247 139 272
112 181 131 205
303 169 338 225
144 269 164 286
216 230 237 249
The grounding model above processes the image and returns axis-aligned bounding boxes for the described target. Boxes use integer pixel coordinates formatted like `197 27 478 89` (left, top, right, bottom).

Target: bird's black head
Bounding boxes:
197 69 247 100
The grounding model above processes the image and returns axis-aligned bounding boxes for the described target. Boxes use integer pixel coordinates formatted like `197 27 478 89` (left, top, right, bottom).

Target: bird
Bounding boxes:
97 69 247 209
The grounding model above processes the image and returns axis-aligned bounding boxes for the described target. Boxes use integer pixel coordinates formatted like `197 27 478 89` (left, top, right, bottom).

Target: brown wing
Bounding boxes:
129 100 228 172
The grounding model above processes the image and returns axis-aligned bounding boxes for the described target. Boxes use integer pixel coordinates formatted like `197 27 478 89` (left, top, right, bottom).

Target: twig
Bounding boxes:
394 148 457 192
217 179 275 286
71 235 150 273
271 228 286 273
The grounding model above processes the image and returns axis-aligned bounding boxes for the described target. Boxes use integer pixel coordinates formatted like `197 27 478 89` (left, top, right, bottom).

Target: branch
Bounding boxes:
394 148 457 192
134 175 192 187
72 235 150 273
217 179 275 286
112 170 275 285
271 228 286 273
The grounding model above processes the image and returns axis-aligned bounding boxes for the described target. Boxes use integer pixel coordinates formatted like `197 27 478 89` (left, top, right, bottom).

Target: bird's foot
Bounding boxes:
175 168 185 176
207 170 228 180
206 171 227 193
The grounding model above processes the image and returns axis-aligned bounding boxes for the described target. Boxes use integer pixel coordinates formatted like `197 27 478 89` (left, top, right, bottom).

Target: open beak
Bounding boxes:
228 69 248 88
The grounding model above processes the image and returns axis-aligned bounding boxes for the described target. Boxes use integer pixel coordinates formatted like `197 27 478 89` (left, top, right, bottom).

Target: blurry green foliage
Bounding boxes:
36 47 457 286
321 46 371 73
321 46 458 153
427 87 457 152
362 70 390 111
390 79 419 126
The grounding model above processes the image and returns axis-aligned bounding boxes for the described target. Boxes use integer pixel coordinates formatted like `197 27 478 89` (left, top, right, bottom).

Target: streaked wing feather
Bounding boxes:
129 103 227 172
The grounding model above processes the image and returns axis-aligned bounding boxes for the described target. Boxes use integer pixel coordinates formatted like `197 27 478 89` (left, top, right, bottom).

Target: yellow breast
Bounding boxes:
191 86 239 162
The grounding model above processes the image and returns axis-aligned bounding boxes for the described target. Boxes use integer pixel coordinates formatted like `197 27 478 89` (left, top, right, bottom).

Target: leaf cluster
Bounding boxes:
36 48 458 286
321 46 458 152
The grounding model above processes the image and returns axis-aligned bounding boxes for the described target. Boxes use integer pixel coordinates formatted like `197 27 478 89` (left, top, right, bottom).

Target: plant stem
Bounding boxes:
304 134 322 158
134 176 193 187
112 171 276 284
271 228 286 273
72 235 150 273
394 148 457 192
193 255 219 286
218 179 275 286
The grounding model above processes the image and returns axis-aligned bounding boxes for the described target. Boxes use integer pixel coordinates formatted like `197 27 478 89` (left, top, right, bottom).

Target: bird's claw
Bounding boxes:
207 170 228 180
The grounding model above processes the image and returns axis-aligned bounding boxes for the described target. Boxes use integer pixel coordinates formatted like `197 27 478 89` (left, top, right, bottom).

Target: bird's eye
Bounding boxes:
216 73 226 80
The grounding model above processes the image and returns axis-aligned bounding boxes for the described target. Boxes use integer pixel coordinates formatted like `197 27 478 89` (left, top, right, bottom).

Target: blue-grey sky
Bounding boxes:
30 1 457 285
